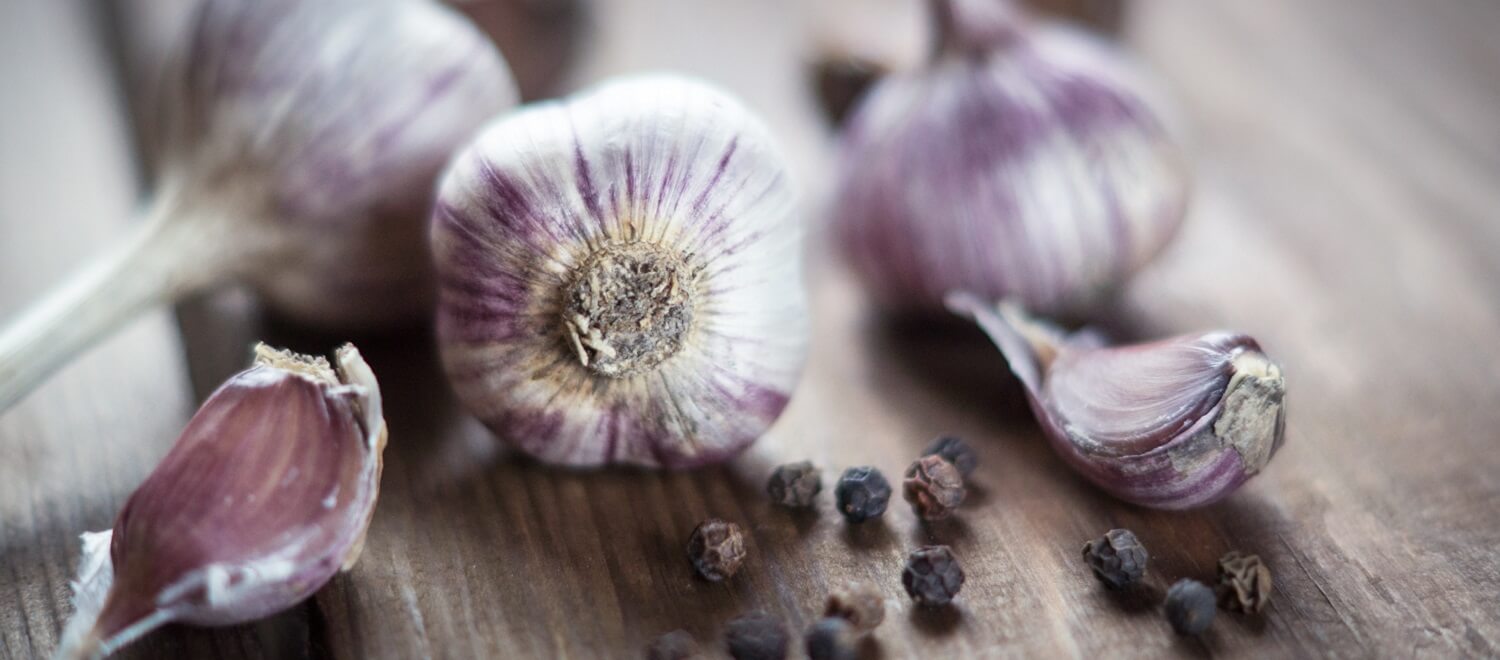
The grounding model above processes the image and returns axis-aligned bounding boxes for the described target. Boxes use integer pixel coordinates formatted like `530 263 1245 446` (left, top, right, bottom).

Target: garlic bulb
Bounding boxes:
832 0 1189 316
947 293 1285 509
0 0 516 412
56 344 387 659
432 75 807 468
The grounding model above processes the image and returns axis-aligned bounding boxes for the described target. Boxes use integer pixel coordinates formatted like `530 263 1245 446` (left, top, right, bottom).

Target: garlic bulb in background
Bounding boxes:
832 0 1189 316
432 75 807 468
0 0 516 413
56 344 387 658
947 294 1285 509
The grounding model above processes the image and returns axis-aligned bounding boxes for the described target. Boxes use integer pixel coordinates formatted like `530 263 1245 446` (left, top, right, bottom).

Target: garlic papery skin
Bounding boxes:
432 75 808 469
0 0 516 413
54 343 387 660
946 293 1285 510
832 0 1189 317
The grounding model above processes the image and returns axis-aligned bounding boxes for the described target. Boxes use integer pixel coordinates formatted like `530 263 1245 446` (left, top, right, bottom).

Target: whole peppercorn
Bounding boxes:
834 466 891 523
1165 579 1217 635
724 612 789 660
805 617 860 660
824 579 886 632
902 545 965 606
766 461 822 508
922 435 978 478
903 455 966 520
647 629 699 660
687 518 746 582
1216 551 1273 613
1081 529 1149 590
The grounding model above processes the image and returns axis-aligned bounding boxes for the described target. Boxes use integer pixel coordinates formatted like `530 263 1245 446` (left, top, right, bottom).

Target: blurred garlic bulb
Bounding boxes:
56 344 386 659
432 75 807 468
0 0 516 412
947 293 1285 509
833 0 1189 316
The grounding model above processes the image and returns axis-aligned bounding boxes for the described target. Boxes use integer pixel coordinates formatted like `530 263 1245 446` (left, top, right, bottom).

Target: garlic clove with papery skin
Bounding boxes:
946 293 1285 509
0 0 517 414
432 75 808 469
833 0 1189 317
54 344 386 659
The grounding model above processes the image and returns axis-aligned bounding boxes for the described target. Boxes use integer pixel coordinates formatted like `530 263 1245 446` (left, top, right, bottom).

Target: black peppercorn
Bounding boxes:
1216 551 1273 613
687 518 746 582
1081 529 1148 590
903 455 966 520
824 580 885 632
835 466 891 523
805 617 859 660
902 545 965 606
1165 579 1217 635
724 612 788 660
647 629 698 660
766 461 822 508
922 435 977 478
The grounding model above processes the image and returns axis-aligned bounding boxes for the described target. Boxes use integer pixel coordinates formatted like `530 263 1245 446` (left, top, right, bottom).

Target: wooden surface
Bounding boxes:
4 0 1500 658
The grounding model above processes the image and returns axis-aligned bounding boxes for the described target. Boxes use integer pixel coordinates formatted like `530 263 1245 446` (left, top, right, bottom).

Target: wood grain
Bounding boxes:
4 0 1500 658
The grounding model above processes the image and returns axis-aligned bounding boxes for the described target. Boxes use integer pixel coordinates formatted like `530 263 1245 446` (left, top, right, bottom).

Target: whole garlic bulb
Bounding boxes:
432 75 808 468
0 0 516 413
832 0 1189 316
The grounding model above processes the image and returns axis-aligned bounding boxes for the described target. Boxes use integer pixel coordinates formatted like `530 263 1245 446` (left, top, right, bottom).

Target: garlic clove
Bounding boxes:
55 344 386 658
432 75 808 469
946 293 1285 509
833 0 1189 316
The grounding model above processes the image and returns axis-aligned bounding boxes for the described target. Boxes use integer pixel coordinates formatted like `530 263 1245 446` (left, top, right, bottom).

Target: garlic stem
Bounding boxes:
930 0 1025 57
0 191 244 412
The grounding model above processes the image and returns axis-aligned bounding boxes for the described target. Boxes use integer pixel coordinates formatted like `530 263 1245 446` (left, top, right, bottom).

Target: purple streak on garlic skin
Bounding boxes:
946 293 1285 509
56 345 386 658
833 0 1189 316
432 75 807 469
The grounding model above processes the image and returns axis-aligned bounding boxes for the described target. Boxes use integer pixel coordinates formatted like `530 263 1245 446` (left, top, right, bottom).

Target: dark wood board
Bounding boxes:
4 0 1500 658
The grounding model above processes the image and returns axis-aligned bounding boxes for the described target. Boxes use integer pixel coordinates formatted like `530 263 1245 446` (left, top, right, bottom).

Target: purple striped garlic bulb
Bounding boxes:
56 344 386 659
833 0 1189 316
0 0 516 413
947 293 1285 509
432 75 808 468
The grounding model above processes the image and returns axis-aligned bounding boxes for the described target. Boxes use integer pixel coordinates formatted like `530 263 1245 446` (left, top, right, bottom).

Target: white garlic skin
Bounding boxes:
833 0 1189 316
432 75 808 468
165 0 518 327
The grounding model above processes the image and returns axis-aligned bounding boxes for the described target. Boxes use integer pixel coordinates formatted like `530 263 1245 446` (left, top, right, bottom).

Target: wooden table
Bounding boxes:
4 0 1499 657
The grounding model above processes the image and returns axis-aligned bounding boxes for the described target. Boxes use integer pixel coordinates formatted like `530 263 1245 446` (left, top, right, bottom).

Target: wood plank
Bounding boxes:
3 0 1498 658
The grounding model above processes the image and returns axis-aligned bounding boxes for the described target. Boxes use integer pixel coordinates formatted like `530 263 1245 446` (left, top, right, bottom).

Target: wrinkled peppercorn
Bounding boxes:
903 455 966 520
647 629 698 660
724 612 788 660
902 545 965 606
1082 529 1149 590
1165 579 1217 635
687 518 746 582
1216 551 1273 613
922 436 978 478
766 461 822 508
835 467 891 523
824 579 885 632
805 617 859 660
